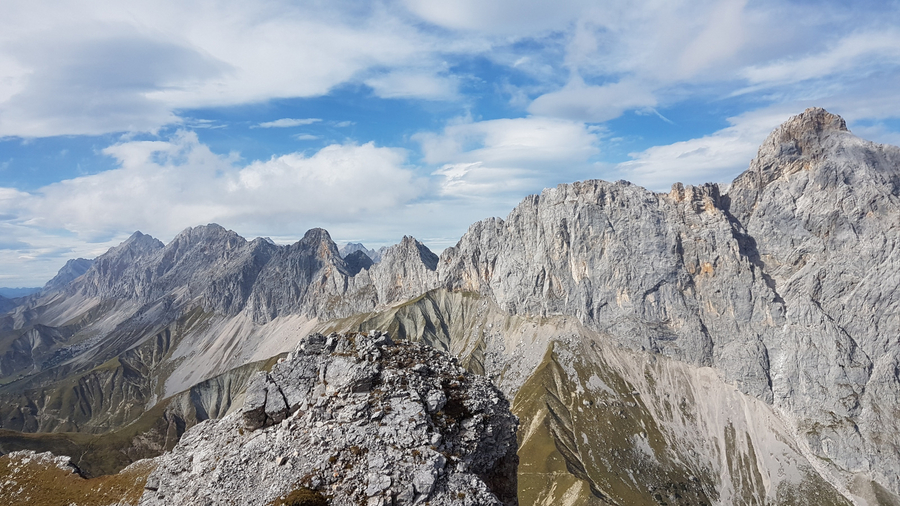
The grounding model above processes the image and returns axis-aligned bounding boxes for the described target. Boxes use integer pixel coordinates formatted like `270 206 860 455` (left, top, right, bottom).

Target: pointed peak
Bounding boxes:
172 223 229 238
739 107 853 188
727 108 860 222
773 107 848 141
388 236 438 271
302 228 333 242
43 258 94 292
297 228 341 260
119 231 164 251
123 230 161 246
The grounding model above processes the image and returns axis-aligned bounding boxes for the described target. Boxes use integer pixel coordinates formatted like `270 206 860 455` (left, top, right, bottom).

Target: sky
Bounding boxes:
2 0 900 287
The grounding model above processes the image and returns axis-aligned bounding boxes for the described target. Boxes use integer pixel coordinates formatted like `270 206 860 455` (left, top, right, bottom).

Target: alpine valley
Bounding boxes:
1 108 899 506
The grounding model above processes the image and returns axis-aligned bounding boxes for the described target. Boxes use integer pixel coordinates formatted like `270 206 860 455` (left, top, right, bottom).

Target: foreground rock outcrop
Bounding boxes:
140 331 518 506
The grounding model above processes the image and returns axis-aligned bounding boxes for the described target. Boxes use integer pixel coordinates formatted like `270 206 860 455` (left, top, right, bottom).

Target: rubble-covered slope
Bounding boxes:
343 290 866 505
141 331 518 506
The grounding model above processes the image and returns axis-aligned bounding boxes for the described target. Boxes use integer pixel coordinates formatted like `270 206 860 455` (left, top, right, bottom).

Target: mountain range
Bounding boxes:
0 108 898 505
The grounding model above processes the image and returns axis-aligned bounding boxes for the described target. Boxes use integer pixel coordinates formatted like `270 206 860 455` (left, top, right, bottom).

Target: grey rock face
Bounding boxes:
246 228 361 322
141 331 518 506
366 236 439 305
343 249 375 275
726 108 900 491
78 231 165 297
426 107 900 496
435 177 780 403
43 258 93 293
74 225 279 316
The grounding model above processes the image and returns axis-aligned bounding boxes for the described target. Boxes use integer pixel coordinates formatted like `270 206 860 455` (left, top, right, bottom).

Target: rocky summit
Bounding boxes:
140 331 519 506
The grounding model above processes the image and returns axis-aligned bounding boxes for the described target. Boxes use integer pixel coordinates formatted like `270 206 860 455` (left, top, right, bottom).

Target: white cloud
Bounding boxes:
257 118 321 128
554 0 759 81
0 0 454 137
15 133 422 243
741 30 900 89
528 77 657 122
1 0 899 139
401 0 591 34
677 0 747 77
614 107 795 191
416 116 601 197
365 70 458 100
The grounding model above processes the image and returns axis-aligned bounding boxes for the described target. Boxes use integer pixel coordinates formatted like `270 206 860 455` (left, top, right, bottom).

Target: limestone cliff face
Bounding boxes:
78 231 165 298
435 177 780 403
77 224 277 316
431 108 900 496
728 108 900 493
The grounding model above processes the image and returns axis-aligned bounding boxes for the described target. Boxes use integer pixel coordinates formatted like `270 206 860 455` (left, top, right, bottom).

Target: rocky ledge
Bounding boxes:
139 331 519 506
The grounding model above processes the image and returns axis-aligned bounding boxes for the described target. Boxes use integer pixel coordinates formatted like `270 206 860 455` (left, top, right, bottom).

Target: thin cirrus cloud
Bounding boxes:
401 0 592 34
528 77 657 123
364 70 460 100
740 30 900 90
256 118 322 128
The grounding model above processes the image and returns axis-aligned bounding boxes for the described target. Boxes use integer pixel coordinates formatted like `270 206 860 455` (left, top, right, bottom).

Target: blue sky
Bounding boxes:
2 0 900 286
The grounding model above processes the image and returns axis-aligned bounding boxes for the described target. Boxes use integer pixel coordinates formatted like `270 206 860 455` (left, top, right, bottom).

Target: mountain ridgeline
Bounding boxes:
1 108 899 505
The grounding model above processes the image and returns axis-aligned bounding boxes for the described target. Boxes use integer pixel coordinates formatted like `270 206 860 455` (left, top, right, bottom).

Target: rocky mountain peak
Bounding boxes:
299 227 342 260
340 241 381 262
43 258 93 293
343 249 374 275
78 231 164 296
114 231 166 258
396 236 439 271
142 331 518 506
774 106 848 141
166 223 246 253
753 107 849 178
726 107 861 222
